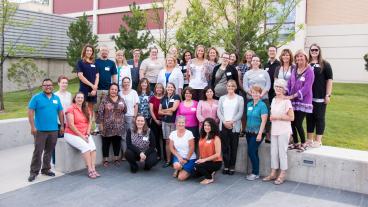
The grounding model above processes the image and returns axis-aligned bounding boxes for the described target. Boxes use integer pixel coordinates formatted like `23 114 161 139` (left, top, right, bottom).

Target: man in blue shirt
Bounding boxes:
28 79 64 182
94 45 117 132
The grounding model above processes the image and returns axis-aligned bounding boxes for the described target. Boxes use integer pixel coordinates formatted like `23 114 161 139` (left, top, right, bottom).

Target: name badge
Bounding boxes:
226 72 232 76
105 67 110 71
143 136 148 141
118 102 124 105
259 74 264 78
91 64 96 67
315 64 320 68
300 77 305 82
248 106 253 111
149 63 156 67
191 107 196 111
265 68 269 71
206 140 212 144
169 99 175 103
129 65 133 69
53 100 58 104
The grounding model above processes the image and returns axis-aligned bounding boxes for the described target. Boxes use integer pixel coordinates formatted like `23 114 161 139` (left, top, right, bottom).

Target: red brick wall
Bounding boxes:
53 0 93 14
97 9 164 34
98 0 154 9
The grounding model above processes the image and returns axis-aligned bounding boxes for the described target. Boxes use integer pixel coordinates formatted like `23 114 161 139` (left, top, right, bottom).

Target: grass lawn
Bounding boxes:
0 81 367 150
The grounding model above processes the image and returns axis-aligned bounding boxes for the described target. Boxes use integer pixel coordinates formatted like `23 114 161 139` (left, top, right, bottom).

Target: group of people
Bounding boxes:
27 43 333 186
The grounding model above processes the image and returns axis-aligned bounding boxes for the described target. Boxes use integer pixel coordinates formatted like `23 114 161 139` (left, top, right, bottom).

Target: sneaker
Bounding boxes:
28 174 37 182
246 174 259 181
162 162 170 168
41 170 56 177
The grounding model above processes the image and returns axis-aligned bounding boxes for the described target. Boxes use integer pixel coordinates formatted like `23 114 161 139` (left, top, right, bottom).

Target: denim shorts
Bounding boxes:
172 156 196 174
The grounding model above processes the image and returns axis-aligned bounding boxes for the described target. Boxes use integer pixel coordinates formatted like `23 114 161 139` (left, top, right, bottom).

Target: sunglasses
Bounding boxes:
310 49 319 52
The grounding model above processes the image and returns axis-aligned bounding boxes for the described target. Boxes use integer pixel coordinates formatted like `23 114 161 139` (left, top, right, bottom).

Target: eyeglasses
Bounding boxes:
310 49 319 52
42 84 53 87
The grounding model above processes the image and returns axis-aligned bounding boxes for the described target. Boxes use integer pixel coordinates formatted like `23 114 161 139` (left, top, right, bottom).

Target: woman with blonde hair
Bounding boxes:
116 50 132 89
205 47 219 86
140 47 164 90
187 45 209 100
157 55 184 95
287 49 314 152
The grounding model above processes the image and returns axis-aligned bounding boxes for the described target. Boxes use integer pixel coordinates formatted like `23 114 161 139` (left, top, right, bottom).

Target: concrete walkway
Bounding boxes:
0 144 63 194
0 161 367 207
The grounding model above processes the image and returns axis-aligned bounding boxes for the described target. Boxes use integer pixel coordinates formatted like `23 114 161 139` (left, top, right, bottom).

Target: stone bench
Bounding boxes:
235 137 368 194
0 118 33 150
55 135 121 173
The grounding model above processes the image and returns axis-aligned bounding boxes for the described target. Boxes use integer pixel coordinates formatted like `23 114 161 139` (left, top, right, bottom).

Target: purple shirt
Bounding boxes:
287 65 315 113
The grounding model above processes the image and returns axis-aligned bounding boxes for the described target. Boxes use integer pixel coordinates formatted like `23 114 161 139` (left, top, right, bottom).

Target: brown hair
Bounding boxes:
81 44 95 63
132 114 149 135
164 82 176 96
181 86 194 100
308 43 324 69
57 75 69 83
137 78 150 95
72 92 90 121
207 47 219 63
251 85 262 94
279 49 294 66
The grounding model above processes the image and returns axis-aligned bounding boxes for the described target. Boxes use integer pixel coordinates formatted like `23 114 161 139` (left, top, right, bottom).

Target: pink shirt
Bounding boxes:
196 100 219 126
65 104 89 136
177 101 199 127
270 98 293 135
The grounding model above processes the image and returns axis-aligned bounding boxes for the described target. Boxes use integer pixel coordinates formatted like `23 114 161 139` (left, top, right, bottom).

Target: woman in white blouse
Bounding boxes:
157 55 184 95
116 50 132 89
187 45 209 101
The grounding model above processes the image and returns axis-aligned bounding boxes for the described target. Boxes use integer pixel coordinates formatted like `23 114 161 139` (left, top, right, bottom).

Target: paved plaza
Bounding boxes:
0 159 367 207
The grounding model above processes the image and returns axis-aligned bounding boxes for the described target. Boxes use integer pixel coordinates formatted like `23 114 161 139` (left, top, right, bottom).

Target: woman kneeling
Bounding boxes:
64 92 99 179
169 116 197 181
194 118 222 184
125 114 158 173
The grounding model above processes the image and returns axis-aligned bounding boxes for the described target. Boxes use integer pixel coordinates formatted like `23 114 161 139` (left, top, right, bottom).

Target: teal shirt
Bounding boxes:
28 92 63 131
96 58 117 90
246 100 268 133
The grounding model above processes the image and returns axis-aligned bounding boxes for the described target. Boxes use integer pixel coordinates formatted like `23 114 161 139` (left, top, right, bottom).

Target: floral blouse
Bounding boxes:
138 91 153 119
96 96 127 137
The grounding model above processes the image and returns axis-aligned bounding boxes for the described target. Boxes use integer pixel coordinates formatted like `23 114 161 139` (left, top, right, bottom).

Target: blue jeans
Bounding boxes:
246 132 263 175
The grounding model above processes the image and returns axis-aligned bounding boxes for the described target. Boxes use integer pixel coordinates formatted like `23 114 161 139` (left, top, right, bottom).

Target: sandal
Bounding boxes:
93 170 101 177
288 144 297 150
296 144 306 153
263 174 277 182
274 175 286 185
114 160 120 166
311 141 322 148
88 171 96 179
103 161 109 167
200 179 214 185
172 170 179 178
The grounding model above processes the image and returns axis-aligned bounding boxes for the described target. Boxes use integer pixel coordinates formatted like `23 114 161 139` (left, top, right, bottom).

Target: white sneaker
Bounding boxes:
246 174 260 181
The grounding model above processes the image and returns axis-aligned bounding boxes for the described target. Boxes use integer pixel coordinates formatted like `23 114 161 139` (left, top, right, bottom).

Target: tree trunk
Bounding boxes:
0 0 6 111
235 0 241 57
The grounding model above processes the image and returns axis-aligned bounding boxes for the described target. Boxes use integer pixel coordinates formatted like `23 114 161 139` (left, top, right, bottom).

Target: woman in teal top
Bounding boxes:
245 85 268 181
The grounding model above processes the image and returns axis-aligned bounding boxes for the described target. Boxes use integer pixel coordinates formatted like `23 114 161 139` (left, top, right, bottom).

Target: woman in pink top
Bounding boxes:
263 79 294 185
177 87 199 143
196 86 219 128
64 92 99 179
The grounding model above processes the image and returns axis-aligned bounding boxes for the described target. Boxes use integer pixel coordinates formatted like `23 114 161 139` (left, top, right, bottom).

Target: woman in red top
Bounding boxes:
149 83 164 160
194 118 222 185
64 92 99 179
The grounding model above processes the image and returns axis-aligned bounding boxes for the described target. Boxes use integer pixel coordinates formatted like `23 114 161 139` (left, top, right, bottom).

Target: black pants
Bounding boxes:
125 149 158 171
220 126 239 169
194 161 222 179
102 135 121 158
192 89 203 101
306 102 326 135
292 111 306 144
186 126 200 153
150 119 163 160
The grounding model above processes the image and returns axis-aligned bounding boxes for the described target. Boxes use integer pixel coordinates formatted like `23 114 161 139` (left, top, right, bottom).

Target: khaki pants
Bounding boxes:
270 133 290 170
30 131 58 175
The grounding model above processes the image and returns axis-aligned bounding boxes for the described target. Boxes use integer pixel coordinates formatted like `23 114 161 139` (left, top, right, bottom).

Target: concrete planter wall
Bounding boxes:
0 118 33 150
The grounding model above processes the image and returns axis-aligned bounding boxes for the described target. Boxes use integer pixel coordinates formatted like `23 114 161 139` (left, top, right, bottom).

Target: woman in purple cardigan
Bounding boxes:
287 49 314 152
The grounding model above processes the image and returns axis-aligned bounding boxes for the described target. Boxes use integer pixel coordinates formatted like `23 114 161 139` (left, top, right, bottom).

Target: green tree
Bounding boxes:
66 13 98 72
7 58 46 97
364 53 368 72
176 0 302 60
0 0 32 111
151 0 181 57
175 0 215 53
112 3 153 60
